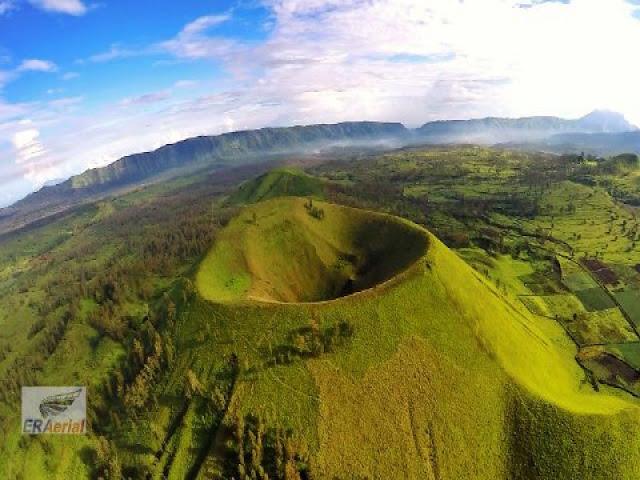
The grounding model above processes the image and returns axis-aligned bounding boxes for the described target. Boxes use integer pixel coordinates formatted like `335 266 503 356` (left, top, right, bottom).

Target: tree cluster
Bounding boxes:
272 318 354 365
303 199 325 220
230 414 309 480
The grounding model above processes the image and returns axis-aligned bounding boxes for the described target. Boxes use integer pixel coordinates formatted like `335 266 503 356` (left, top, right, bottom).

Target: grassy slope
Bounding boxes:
186 197 640 479
229 167 325 204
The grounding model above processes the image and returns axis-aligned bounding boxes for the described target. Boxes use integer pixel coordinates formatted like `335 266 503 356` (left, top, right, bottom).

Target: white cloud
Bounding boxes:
48 96 83 108
0 0 15 15
62 72 79 80
2 60 58 93
182 14 231 36
80 14 235 64
0 70 13 88
0 99 28 121
18 59 58 72
28 0 87 15
174 79 197 88
12 128 45 162
120 91 171 106
81 45 138 63
159 14 236 59
243 0 640 125
9 126 64 185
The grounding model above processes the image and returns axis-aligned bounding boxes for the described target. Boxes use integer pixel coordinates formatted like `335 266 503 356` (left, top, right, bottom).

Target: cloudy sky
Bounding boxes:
1 0 640 205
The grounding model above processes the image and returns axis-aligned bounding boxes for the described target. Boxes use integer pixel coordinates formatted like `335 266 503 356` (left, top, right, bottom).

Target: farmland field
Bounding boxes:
575 287 617 312
607 343 640 370
616 289 640 327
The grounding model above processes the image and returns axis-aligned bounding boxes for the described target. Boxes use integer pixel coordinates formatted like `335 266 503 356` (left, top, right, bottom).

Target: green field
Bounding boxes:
616 289 640 327
575 287 617 312
566 308 637 346
607 343 640 370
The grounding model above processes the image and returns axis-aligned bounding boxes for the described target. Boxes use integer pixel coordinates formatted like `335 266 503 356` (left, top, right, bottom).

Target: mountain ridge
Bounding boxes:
17 121 408 207
2 111 637 236
0 121 406 235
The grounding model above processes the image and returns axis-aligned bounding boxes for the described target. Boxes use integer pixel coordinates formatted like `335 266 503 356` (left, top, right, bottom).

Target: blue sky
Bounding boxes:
2 1 269 103
1 0 640 206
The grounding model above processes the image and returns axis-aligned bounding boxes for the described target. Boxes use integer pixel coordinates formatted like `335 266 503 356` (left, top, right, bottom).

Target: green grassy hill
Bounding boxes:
229 167 325 205
197 196 426 303
178 197 640 479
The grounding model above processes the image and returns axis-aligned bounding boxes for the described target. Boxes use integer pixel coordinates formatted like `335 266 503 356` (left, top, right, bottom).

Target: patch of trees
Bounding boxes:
92 436 122 480
0 310 71 406
90 314 175 431
324 180 434 230
228 414 310 480
271 318 354 365
183 355 240 480
97 192 238 277
440 232 471 248
27 318 47 339
448 194 496 219
0 341 11 363
473 227 506 253
0 162 279 461
519 154 583 193
303 199 325 220
494 194 540 218
325 180 403 207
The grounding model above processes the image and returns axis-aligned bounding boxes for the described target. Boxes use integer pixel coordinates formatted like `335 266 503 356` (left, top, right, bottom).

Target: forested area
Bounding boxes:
0 170 243 477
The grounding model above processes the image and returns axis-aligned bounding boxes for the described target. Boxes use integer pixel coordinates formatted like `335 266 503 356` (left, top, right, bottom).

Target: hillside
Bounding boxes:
179 197 640 479
2 152 640 479
229 167 326 205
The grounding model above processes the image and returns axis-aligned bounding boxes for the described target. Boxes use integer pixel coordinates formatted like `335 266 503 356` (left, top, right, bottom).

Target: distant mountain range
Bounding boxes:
416 110 637 144
1 111 637 236
540 131 640 156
